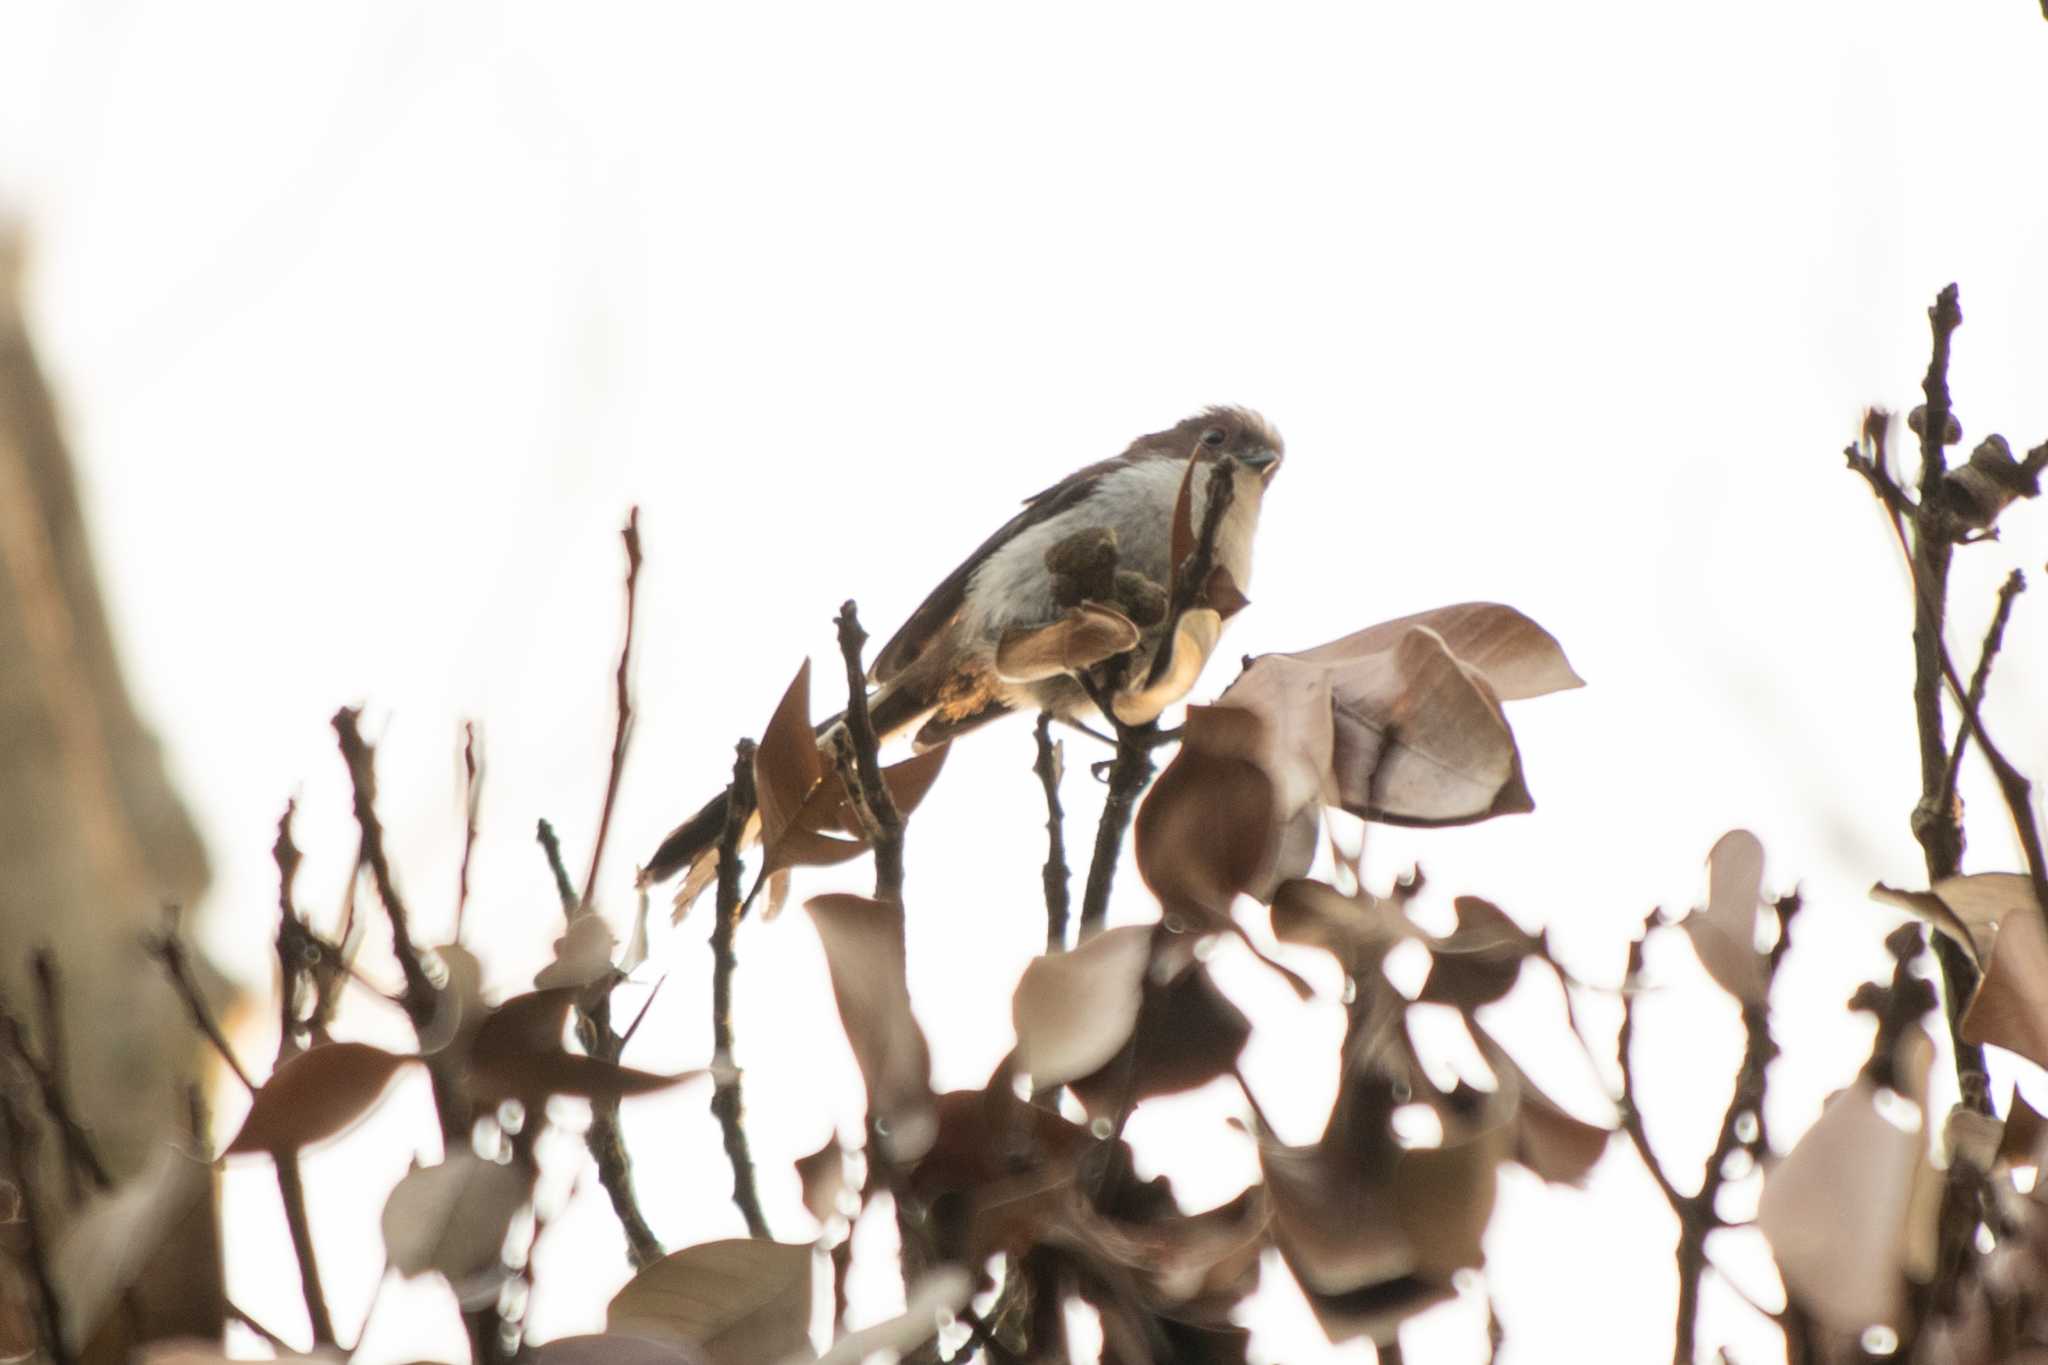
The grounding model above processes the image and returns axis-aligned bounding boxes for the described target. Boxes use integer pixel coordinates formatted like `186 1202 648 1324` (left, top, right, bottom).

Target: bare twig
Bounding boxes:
1933 572 2048 927
0 1089 73 1365
535 819 579 916
583 997 663 1269
9 952 110 1198
332 708 438 1015
710 739 771 1238
274 1148 336 1346
1074 681 1158 941
147 908 256 1094
1615 903 1785 1365
582 508 643 912
1939 569 2025 820
1032 714 1072 953
835 601 905 902
456 722 481 941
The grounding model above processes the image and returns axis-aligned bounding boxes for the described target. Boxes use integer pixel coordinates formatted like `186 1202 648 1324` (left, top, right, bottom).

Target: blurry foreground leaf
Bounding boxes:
608 1238 815 1365
381 1151 534 1307
805 894 936 1162
1679 830 1769 1008
224 1042 419 1155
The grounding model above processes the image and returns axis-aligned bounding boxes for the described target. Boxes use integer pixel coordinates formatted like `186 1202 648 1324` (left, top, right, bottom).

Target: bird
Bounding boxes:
642 404 1284 887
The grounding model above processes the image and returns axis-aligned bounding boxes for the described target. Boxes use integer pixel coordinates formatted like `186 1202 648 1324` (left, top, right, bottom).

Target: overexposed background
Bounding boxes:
4 2 2048 1361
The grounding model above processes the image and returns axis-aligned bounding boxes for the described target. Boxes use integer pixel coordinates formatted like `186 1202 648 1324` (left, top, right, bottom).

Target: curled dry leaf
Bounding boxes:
1963 895 2048 1070
52 1144 209 1350
225 1041 419 1155
1680 829 1769 1008
804 894 937 1162
1757 1070 1937 1333
468 987 704 1108
1220 602 1579 834
607 1238 815 1365
1010 924 1152 1088
534 912 620 991
1135 707 1283 921
382 1151 535 1306
994 603 1141 683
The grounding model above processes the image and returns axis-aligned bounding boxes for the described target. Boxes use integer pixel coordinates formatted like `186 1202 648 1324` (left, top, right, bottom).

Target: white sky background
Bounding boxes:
5 2 2048 1361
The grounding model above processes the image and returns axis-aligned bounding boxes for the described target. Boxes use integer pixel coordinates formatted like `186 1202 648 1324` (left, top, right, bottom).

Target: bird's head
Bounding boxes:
1134 405 1285 483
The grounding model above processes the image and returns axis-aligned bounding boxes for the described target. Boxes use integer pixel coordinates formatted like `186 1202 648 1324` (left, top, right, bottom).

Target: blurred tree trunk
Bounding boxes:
0 227 224 1354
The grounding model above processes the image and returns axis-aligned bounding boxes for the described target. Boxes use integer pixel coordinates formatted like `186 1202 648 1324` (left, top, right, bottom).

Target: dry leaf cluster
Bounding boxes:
7 304 2048 1365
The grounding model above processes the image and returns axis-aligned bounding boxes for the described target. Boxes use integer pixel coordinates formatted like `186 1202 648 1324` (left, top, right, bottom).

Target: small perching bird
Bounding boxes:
643 405 1283 886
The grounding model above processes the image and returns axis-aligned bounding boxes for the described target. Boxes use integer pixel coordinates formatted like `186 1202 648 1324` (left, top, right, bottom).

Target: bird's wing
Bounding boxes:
868 455 1131 683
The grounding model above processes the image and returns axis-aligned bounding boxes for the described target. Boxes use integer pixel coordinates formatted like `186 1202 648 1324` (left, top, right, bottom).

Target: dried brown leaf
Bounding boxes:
1217 604 1577 832
908 1085 1094 1205
1964 901 2048 1070
1757 1073 1934 1332
1135 709 1280 920
224 1042 418 1155
468 987 704 1107
1681 829 1769 1008
755 660 824 849
382 1152 534 1305
607 1238 815 1365
1011 924 1151 1088
1871 882 1985 969
1291 602 1584 701
995 603 1141 683
804 893 936 1162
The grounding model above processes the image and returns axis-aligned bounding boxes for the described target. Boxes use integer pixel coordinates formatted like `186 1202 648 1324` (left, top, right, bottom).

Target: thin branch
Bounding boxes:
1934 571 2048 925
147 908 256 1094
835 600 905 902
274 1148 336 1346
1939 568 2024 818
710 739 771 1238
1074 676 1158 941
1033 714 1072 953
0 1089 74 1365
582 507 643 911
332 707 438 1016
7 951 110 1197
456 722 482 941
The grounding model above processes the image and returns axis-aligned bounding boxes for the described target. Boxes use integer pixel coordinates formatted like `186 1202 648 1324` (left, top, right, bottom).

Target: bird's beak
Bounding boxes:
1237 448 1282 478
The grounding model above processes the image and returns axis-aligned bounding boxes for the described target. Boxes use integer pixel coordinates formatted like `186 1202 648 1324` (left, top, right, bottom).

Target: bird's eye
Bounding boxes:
1200 428 1226 448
